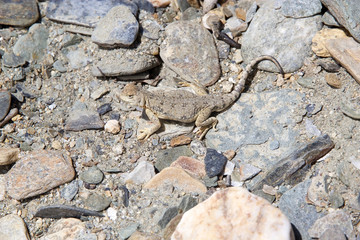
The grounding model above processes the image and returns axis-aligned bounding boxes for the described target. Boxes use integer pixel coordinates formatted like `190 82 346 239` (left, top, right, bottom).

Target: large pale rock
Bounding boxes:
325 37 360 85
0 147 20 165
144 167 207 194
312 28 347 57
172 187 294 240
6 150 75 200
0 214 30 240
160 21 220 86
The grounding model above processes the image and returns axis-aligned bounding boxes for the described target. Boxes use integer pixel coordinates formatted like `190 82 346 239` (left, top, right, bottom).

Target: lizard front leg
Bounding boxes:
137 108 161 140
195 108 218 139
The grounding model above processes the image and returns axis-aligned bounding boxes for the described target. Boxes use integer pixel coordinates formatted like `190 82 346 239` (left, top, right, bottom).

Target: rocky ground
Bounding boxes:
1 0 360 239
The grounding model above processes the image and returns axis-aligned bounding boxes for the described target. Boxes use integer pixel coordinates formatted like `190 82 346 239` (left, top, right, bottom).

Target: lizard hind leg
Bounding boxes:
195 108 218 139
137 109 162 140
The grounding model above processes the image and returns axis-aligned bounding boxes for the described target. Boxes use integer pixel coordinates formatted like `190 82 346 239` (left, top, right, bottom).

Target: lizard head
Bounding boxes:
119 83 144 107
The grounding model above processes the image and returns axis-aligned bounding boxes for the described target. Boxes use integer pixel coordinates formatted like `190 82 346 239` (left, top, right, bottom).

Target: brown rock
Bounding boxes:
325 73 341 88
325 37 360 85
6 150 75 200
144 167 207 194
172 187 294 240
163 214 183 240
147 0 170 7
0 0 39 27
170 156 206 179
0 147 20 165
0 214 30 240
311 28 347 57
170 135 191 147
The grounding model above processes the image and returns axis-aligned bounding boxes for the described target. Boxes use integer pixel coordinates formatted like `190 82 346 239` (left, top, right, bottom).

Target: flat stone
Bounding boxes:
312 28 347 57
6 150 75 200
79 166 104 185
65 102 104 131
119 223 140 240
38 218 98 240
178 195 198 212
281 0 322 18
0 91 11 122
60 180 79 201
237 163 262 181
92 6 139 47
319 228 346 240
170 156 206 179
0 0 39 27
144 167 207 194
160 21 220 86
322 11 340 27
66 49 91 70
241 0 322 73
204 148 227 178
2 51 26 67
34 204 104 218
53 60 67 73
91 48 160 77
97 103 112 115
172 187 294 240
13 24 49 63
0 214 29 240
307 175 329 207
154 145 193 172
46 0 138 28
84 193 112 211
158 206 178 229
308 210 354 239
321 0 360 42
123 161 155 185
325 72 341 88
91 86 109 100
325 37 360 85
0 147 20 165
278 180 324 240
170 135 191 147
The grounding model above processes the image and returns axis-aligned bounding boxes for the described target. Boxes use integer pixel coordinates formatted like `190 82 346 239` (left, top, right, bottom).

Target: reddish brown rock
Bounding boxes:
144 167 207 194
170 135 191 147
325 73 341 88
170 156 206 179
6 150 75 200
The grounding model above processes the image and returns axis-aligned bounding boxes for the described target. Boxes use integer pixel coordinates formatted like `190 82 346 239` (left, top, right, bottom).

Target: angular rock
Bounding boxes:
0 214 29 240
60 180 79 201
66 49 91 70
160 21 220 86
144 167 207 194
307 175 329 207
0 0 39 27
311 28 347 57
337 160 360 192
154 145 193 172
84 193 111 211
178 195 198 213
281 0 322 18
0 90 11 122
325 72 341 88
158 206 178 229
308 210 354 239
170 135 191 147
119 223 140 240
13 24 49 63
92 6 139 47
65 102 104 131
321 0 360 42
322 11 340 27
204 149 227 178
142 19 162 40
79 166 104 185
0 147 20 165
2 51 26 67
97 103 112 115
6 150 75 200
172 187 294 240
170 156 206 179
237 163 262 181
123 161 155 184
38 218 98 240
34 205 104 218
325 37 360 85
278 180 324 240
241 0 322 73
47 0 138 27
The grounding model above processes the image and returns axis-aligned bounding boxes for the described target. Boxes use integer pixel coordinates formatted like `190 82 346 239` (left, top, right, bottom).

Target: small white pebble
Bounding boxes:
104 120 121 134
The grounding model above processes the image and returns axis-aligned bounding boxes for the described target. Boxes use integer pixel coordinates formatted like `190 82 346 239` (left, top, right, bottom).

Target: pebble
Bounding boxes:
325 36 360 85
311 28 347 57
269 140 280 150
224 17 247 37
6 150 75 200
237 163 261 181
119 223 140 240
0 147 20 165
79 166 104 185
65 102 104 131
51 140 62 150
321 11 340 27
305 119 321 137
61 180 79 201
142 19 162 40
170 156 206 179
84 193 112 211
160 21 220 86
0 214 30 240
325 72 342 88
202 175 218 188
144 167 207 194
308 210 354 239
92 6 139 47
0 91 11 121
104 120 121 134
91 86 109 100
53 60 67 73
170 135 191 147
13 24 49 63
147 0 171 7
34 204 104 218
278 180 324 240
189 140 206 156
307 175 329 207
172 187 294 240
329 191 344 208
97 103 112 115
321 0 360 42
241 0 321 73
2 51 26 67
0 0 39 27
178 195 198 213
281 0 322 18
107 207 118 221
66 49 91 70
123 161 155 184
158 206 178 229
38 218 98 240
154 145 193 171
204 148 228 178
46 0 138 27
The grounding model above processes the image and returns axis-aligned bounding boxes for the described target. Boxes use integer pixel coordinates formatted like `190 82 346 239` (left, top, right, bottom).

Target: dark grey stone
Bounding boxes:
2 51 26 67
178 195 198 213
204 148 227 178
158 207 179 229
203 175 218 187
34 204 104 218
97 103 112 115
329 191 344 208
65 102 104 131
154 145 193 171
281 0 322 18
84 193 111 211
0 0 39 27
0 91 11 122
79 166 104 184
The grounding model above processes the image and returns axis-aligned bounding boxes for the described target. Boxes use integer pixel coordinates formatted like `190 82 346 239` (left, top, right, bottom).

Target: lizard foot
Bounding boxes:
137 128 153 140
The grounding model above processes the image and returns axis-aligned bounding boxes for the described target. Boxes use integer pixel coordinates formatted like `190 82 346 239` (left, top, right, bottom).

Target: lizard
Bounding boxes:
119 55 284 140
